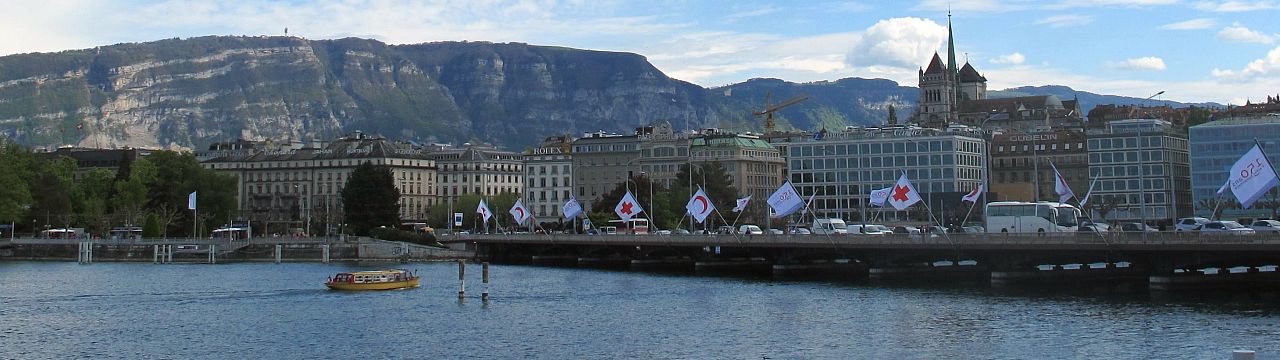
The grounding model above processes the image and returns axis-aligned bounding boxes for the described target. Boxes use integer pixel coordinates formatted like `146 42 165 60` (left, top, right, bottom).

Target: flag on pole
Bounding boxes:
1051 162 1075 204
767 181 805 217
187 191 197 210
509 199 532 225
476 199 493 223
732 196 751 213
685 188 715 224
869 187 892 207
801 193 816 216
562 196 583 219
614 190 644 222
1227 144 1280 208
961 184 983 203
1216 178 1230 195
886 173 922 211
1079 174 1101 208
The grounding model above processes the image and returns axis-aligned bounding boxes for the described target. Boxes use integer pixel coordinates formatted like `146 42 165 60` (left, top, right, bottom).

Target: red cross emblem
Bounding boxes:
620 201 634 214
892 185 911 202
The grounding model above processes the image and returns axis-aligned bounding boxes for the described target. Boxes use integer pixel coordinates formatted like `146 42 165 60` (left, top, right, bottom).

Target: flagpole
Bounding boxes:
959 201 976 230
1256 138 1280 185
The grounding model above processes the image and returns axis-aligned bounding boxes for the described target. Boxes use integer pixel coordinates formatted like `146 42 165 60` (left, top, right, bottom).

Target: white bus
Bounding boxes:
607 219 649 234
985 201 1082 233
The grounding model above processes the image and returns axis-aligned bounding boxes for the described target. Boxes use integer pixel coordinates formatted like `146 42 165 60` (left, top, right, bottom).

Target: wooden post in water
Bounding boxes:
166 245 173 263
482 262 490 301
322 244 330 264
275 244 282 264
153 245 159 263
208 245 216 264
457 259 466 299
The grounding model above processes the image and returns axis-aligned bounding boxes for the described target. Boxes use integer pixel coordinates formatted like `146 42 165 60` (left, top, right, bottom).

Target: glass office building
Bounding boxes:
1189 115 1280 219
1086 119 1191 225
768 126 987 223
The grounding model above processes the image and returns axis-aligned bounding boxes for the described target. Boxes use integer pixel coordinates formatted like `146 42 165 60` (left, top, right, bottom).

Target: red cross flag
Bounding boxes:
509 199 532 225
685 188 715 224
476 199 493 223
887 173 922 211
614 190 645 222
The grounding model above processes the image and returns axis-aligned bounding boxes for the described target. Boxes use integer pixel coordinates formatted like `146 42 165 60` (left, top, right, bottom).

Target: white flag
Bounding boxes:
685 188 716 224
509 199 532 225
886 173 922 211
1079 174 1100 208
767 181 805 217
614 190 644 222
1228 144 1280 209
1216 178 1230 195
869 187 892 207
476 199 493 223
801 193 816 216
562 196 583 219
1051 162 1075 204
187 191 197 210
732 196 751 213
961 184 983 203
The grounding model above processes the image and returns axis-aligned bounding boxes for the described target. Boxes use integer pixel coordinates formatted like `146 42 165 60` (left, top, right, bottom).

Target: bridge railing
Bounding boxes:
452 230 1280 247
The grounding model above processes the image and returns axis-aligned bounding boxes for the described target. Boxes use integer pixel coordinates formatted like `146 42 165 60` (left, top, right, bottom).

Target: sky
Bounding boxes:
2 0 1279 104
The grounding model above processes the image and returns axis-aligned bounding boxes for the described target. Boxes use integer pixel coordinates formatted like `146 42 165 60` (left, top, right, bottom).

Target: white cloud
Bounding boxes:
914 0 1025 12
1194 1 1280 12
1160 18 1217 30
845 17 948 69
1217 23 1276 44
1212 46 1280 80
1035 15 1093 28
991 52 1026 65
724 7 778 21
1110 57 1168 71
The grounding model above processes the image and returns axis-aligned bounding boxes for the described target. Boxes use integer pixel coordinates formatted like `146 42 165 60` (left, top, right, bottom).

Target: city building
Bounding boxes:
201 132 439 234
571 130 640 209
915 15 984 128
989 129 1089 202
689 133 786 212
1189 115 1280 219
431 143 524 208
39 147 153 179
1086 119 1192 226
523 135 574 226
769 125 988 223
959 95 1084 132
636 121 691 190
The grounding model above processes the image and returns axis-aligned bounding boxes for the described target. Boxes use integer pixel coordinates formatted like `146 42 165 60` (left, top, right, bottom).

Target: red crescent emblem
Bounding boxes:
695 195 709 214
516 208 525 218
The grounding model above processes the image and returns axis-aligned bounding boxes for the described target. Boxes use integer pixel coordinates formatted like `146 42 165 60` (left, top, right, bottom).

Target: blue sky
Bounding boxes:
2 0 1278 104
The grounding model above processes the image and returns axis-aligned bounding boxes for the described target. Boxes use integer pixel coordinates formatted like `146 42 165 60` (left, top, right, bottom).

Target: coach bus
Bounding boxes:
985 201 1082 233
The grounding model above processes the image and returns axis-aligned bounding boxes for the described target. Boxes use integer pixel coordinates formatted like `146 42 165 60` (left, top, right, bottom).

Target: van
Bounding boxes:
811 218 848 234
848 224 891 235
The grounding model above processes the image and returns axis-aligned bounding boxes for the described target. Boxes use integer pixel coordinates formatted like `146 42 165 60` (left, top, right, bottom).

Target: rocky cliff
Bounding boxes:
0 36 912 150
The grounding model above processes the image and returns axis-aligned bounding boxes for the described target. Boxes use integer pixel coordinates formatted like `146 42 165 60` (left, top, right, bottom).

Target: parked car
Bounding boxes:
961 225 986 234
1249 220 1280 234
786 226 812 235
1077 222 1111 233
1195 221 1256 236
1175 217 1211 232
811 218 848 234
671 229 691 235
738 225 764 235
853 224 894 235
766 228 785 235
1120 223 1159 233
655 229 672 235
892 226 922 236
716 226 735 235
922 226 947 236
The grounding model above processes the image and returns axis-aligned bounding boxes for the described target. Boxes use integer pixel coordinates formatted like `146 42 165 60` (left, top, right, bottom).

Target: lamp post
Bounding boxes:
641 171 654 229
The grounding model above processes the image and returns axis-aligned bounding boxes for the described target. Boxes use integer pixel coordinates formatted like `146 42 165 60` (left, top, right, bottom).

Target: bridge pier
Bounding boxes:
576 256 631 268
990 263 1145 286
530 255 578 266
771 259 864 277
630 258 694 272
1149 268 1280 291
694 257 771 273
868 263 989 281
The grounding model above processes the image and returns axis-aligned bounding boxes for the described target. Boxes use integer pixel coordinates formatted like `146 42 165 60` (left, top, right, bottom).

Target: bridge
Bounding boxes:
446 232 1280 290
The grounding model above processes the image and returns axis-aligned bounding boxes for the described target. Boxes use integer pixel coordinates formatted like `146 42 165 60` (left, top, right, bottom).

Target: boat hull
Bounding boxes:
325 278 420 291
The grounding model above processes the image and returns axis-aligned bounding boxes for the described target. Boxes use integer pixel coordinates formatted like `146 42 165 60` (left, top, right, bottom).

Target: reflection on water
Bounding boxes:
2 261 1279 359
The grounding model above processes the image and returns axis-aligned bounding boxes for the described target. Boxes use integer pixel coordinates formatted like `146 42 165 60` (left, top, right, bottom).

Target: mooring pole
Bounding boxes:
482 262 490 301
322 244 330 264
458 259 466 299
275 244 282 264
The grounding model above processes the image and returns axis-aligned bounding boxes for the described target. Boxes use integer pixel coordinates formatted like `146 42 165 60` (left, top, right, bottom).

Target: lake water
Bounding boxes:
2 261 1279 359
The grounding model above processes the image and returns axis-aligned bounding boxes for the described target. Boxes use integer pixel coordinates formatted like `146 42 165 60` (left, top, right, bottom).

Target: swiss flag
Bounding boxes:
887 173 922 211
614 190 645 222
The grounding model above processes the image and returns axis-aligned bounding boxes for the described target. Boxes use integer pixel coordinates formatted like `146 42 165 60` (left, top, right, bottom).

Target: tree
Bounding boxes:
28 157 77 229
76 169 115 236
342 162 401 235
1091 195 1123 222
142 213 162 238
0 144 32 224
144 151 238 236
113 157 156 227
591 174 668 226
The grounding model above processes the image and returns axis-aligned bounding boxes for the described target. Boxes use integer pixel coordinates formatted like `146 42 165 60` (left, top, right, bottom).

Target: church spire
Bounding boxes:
947 12 959 109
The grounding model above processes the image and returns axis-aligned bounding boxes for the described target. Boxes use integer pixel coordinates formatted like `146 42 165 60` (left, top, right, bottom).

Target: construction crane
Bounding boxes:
753 92 808 134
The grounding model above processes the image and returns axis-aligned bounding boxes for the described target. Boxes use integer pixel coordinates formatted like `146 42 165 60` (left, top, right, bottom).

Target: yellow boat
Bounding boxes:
325 269 420 290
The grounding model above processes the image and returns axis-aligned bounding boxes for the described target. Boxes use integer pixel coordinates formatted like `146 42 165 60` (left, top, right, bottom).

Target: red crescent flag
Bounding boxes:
961 184 983 203
509 199 532 225
685 188 715 224
476 199 493 223
1052 162 1075 204
614 190 645 222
